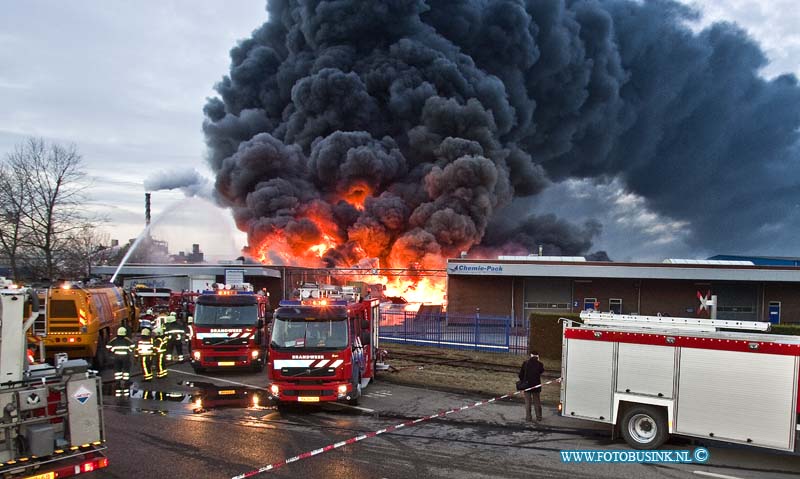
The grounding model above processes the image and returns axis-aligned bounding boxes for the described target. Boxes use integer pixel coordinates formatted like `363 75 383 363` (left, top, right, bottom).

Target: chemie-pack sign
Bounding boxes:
447 264 504 274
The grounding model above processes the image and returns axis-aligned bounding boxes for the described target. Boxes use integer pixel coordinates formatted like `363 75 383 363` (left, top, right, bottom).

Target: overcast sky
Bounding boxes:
1 1 797 262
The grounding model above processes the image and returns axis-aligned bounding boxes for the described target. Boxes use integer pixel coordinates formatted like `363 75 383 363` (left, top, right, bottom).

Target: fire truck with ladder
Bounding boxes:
0 279 108 478
560 311 800 451
267 284 380 406
189 283 270 372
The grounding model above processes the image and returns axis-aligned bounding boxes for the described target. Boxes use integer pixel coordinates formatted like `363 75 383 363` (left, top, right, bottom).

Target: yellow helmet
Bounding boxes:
141 328 151 337
117 326 127 336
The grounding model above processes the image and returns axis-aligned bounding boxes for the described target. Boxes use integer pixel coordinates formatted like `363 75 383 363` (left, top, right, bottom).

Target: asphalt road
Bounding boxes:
85 361 800 479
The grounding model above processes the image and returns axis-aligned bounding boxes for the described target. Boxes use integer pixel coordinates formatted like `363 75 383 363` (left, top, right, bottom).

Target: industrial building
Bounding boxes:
92 263 284 308
446 257 800 325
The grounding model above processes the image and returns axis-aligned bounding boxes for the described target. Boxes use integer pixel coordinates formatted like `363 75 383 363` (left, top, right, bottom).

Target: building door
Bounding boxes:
609 298 622 314
768 301 781 324
584 298 597 311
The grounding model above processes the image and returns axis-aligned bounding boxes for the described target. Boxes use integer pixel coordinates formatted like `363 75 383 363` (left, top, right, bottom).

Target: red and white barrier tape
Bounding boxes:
230 377 562 479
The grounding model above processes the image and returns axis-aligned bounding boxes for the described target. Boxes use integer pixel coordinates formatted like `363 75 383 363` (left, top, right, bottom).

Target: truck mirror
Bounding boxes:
360 332 371 346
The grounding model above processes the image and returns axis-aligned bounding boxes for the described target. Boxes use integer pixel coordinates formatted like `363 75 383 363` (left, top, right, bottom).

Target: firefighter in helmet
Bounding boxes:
164 312 185 361
186 315 194 354
106 326 135 396
139 308 155 332
153 327 168 379
137 328 155 381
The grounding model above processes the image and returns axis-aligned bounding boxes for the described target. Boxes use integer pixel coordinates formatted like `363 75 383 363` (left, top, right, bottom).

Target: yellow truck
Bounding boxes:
35 282 136 368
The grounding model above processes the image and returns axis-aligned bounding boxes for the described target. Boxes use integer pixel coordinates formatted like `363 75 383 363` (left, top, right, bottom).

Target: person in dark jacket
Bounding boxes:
518 350 545 422
106 327 135 397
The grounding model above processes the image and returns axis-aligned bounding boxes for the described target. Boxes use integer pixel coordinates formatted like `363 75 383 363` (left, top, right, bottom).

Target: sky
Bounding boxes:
1 0 798 263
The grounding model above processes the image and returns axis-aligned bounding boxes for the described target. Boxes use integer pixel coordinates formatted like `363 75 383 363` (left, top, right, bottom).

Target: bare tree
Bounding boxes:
0 158 30 281
4 138 92 280
61 225 112 278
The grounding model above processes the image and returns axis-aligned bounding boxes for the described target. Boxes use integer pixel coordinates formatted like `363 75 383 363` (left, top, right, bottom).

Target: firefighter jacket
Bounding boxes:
107 336 135 356
153 335 168 354
165 322 186 341
137 337 155 357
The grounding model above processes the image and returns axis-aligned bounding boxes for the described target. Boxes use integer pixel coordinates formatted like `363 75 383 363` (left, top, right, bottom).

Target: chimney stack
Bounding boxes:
145 193 151 226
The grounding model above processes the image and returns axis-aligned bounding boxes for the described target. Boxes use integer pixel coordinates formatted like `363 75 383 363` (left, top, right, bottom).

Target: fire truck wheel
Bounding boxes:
252 359 264 372
93 332 108 370
620 405 668 450
347 374 361 406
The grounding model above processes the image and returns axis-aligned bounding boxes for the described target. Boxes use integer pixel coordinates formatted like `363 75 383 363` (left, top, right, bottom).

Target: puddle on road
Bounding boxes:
102 380 264 413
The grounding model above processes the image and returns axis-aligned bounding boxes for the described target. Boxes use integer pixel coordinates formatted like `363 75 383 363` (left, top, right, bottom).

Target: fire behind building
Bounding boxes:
446 256 800 326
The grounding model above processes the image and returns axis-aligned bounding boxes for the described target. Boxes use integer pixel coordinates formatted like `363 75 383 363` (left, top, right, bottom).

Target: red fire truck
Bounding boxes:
267 284 380 406
561 311 800 451
189 284 270 373
169 290 199 319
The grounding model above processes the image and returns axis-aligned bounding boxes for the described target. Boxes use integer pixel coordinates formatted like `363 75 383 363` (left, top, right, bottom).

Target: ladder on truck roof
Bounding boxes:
578 311 771 333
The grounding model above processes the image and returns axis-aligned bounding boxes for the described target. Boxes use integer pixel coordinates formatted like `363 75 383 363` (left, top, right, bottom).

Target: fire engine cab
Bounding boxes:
561 311 800 451
267 284 380 406
189 283 270 373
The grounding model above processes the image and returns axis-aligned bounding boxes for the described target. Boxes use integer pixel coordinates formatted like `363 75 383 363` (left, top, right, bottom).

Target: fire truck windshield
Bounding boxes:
270 317 348 351
194 304 258 326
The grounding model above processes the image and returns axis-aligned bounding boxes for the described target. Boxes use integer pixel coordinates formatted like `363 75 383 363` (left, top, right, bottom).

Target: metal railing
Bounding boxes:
379 310 529 354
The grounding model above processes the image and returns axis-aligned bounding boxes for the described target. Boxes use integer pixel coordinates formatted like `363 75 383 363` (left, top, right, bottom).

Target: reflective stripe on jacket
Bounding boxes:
107 336 135 356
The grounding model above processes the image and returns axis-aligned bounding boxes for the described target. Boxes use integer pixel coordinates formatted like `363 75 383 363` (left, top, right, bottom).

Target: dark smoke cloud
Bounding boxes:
205 0 800 265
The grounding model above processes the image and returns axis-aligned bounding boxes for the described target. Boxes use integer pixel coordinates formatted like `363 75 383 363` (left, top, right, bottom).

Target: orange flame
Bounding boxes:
341 182 372 211
253 194 448 304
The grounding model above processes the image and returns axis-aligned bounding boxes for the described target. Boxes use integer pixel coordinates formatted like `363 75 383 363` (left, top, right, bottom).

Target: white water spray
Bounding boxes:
110 199 188 283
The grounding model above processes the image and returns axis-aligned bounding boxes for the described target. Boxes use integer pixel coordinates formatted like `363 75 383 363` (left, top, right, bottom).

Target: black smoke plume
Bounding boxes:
204 0 800 265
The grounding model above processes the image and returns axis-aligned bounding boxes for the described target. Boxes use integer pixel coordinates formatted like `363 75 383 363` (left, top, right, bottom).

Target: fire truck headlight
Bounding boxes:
337 384 348 396
270 384 279 396
251 350 259 359
192 351 201 361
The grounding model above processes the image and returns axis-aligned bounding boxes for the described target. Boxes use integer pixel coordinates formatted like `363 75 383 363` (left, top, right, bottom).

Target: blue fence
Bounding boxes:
378 310 529 354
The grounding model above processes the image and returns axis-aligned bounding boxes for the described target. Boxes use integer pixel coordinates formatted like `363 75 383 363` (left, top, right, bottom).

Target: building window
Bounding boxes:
525 302 569 309
583 298 598 311
609 298 622 314
717 306 754 313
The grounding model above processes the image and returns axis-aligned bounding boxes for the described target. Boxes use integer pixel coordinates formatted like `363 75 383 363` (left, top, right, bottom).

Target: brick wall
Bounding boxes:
447 275 800 324
764 283 800 324
447 275 512 317
572 278 640 314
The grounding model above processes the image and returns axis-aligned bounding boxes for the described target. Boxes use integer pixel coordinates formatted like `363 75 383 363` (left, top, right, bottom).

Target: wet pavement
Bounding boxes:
92 361 800 479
